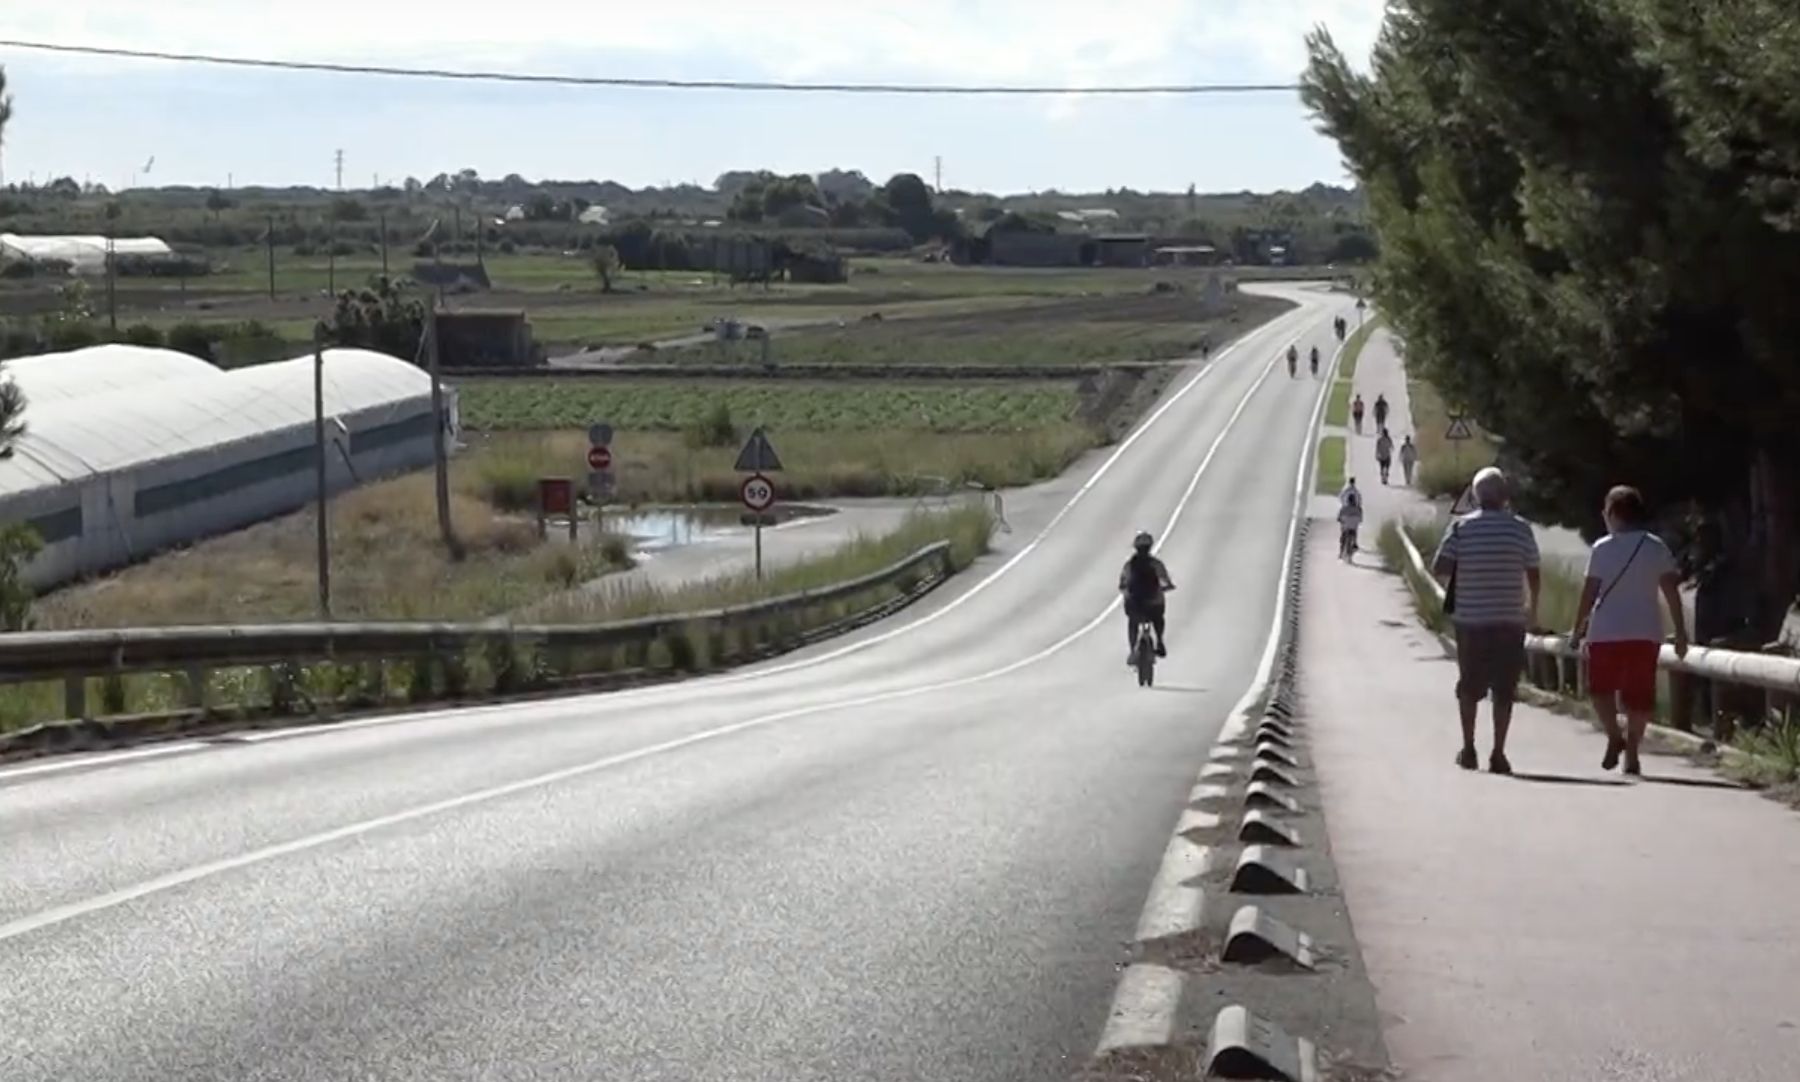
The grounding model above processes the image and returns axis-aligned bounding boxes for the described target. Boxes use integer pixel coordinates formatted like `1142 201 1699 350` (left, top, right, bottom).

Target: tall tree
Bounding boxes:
1303 0 1800 635
0 65 39 629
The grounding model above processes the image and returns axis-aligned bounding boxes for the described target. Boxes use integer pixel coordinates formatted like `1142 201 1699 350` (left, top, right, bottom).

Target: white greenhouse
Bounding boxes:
0 344 458 590
0 233 175 274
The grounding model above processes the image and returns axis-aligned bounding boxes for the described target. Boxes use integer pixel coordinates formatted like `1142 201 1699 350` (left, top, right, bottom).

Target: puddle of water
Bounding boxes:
598 505 831 552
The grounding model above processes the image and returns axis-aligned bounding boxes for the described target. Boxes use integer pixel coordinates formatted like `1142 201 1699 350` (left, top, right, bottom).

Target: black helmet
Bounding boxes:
1133 530 1154 551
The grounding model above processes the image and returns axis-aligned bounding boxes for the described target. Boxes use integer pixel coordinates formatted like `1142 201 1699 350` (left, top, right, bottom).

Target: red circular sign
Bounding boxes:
587 445 613 470
740 473 776 512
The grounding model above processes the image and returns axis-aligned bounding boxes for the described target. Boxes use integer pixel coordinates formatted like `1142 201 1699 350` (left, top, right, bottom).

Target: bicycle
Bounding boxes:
1339 525 1360 560
1130 620 1158 687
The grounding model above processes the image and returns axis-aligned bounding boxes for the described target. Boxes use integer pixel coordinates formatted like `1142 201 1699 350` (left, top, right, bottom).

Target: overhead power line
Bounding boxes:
0 38 1302 95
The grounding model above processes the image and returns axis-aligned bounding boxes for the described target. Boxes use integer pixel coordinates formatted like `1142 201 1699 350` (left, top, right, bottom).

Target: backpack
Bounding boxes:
1126 553 1162 599
1343 488 1361 513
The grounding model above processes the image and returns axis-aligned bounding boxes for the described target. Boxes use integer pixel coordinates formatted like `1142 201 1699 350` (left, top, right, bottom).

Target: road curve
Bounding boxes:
0 284 1352 1082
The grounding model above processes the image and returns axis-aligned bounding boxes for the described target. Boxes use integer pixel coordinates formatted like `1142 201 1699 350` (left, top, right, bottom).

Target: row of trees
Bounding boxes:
723 170 961 242
1304 0 1800 636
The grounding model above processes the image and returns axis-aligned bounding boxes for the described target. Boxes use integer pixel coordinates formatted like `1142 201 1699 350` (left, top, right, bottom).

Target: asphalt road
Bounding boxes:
0 284 1352 1082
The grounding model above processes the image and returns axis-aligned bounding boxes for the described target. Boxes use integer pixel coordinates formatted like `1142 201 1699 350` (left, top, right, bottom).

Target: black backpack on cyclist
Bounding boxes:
1126 553 1162 600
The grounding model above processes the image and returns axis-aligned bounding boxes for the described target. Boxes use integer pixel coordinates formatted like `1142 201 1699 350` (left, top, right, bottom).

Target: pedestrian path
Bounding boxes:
1304 332 1800 1081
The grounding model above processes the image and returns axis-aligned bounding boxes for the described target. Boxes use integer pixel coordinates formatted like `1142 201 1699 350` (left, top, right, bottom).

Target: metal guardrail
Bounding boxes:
0 541 955 725
1393 523 1800 723
453 363 1163 381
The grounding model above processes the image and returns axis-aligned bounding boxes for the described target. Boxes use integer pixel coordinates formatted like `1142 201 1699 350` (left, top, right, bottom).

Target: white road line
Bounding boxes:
0 741 210 781
1132 836 1210 942
0 299 1326 785
1093 306 1349 1056
0 310 1325 940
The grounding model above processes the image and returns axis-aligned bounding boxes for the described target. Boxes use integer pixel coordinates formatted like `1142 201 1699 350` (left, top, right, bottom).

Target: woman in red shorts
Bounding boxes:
1570 486 1690 775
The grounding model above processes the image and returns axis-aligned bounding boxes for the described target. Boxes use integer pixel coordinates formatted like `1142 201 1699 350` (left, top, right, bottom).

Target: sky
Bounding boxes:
0 1 1386 196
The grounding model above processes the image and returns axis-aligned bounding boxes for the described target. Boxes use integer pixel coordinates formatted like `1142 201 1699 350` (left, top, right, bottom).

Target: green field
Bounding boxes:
457 379 1079 433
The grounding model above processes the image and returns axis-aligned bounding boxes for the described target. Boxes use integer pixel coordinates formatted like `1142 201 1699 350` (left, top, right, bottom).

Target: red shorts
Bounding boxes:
1587 640 1660 711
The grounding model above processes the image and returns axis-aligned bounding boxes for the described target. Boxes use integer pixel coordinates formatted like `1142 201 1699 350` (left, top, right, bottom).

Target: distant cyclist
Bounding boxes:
1309 346 1320 377
1119 530 1175 663
1287 344 1299 378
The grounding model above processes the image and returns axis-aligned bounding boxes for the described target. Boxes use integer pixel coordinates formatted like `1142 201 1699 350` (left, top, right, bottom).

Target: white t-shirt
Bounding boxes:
1583 530 1678 643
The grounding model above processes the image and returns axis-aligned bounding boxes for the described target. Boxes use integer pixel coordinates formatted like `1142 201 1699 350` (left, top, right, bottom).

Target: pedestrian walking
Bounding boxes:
1373 393 1390 431
1569 486 1690 776
1375 428 1395 484
1351 394 1365 435
1337 478 1364 560
1400 435 1418 486
1431 467 1541 775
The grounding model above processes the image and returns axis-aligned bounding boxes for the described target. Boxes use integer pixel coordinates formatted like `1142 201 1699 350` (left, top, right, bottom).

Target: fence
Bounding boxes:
0 541 955 748
1394 525 1800 731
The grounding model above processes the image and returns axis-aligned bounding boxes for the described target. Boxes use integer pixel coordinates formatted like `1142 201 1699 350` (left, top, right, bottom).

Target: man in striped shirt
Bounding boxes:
1431 467 1542 774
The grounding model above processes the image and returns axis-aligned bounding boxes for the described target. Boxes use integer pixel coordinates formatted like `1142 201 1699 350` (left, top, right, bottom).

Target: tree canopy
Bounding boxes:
1304 0 1800 631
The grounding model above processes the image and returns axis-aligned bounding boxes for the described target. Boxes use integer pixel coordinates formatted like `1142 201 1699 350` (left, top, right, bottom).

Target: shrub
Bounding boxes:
165 321 217 363
45 321 100 351
475 454 541 512
121 322 165 348
686 399 737 448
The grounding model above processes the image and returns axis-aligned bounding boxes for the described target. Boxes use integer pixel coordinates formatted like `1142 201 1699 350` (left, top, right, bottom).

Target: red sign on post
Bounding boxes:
539 477 574 516
587 446 613 470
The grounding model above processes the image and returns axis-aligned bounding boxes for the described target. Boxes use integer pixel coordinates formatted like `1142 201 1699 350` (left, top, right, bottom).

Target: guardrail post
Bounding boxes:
63 675 86 721
1669 669 1694 732
184 664 210 714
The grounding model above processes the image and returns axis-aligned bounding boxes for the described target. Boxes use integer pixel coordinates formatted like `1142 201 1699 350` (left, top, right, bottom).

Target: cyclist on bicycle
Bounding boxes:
1286 344 1298 378
1309 345 1321 377
1119 530 1175 663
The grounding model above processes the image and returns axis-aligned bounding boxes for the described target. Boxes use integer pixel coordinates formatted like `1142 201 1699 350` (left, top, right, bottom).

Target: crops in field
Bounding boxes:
457 380 1080 433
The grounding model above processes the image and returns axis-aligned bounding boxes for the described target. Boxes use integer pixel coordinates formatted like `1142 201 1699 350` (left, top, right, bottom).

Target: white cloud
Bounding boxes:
5 0 1386 85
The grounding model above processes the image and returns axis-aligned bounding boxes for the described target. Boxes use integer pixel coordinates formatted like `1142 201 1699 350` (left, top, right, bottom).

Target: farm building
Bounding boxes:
0 344 456 591
0 233 174 274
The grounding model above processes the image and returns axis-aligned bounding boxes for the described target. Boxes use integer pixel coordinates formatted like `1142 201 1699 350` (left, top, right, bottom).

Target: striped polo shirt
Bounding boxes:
1431 508 1540 626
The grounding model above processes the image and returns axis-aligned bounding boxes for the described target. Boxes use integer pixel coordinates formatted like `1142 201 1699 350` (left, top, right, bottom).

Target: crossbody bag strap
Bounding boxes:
1593 532 1650 617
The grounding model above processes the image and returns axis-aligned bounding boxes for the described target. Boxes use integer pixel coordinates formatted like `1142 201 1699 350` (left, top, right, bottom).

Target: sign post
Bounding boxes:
734 428 784 580
1445 413 1473 479
586 422 615 523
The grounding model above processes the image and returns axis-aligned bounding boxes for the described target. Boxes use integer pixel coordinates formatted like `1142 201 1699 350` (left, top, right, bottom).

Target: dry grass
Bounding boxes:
1405 375 1503 499
35 468 631 629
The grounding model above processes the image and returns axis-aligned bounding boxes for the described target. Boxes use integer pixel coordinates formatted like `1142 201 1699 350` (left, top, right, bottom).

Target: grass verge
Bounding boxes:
1325 380 1352 428
1316 436 1346 495
1337 315 1381 380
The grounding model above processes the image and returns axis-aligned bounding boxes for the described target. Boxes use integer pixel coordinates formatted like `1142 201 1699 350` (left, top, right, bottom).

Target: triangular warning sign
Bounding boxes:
734 427 783 472
1450 485 1478 515
1444 417 1475 441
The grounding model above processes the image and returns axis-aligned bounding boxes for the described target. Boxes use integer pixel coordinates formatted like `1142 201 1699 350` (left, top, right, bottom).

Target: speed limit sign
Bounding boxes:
740 473 776 512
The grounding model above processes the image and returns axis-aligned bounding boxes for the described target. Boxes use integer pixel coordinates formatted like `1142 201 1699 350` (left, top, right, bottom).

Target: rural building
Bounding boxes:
0 233 174 275
1154 244 1221 266
411 261 492 293
434 309 538 368
986 231 1093 267
0 344 455 590
1093 234 1151 267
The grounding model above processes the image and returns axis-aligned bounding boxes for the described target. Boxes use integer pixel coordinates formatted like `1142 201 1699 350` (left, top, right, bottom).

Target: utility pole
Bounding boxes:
266 214 277 300
334 149 344 191
313 325 333 619
379 212 389 277
934 155 942 193
425 307 460 557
